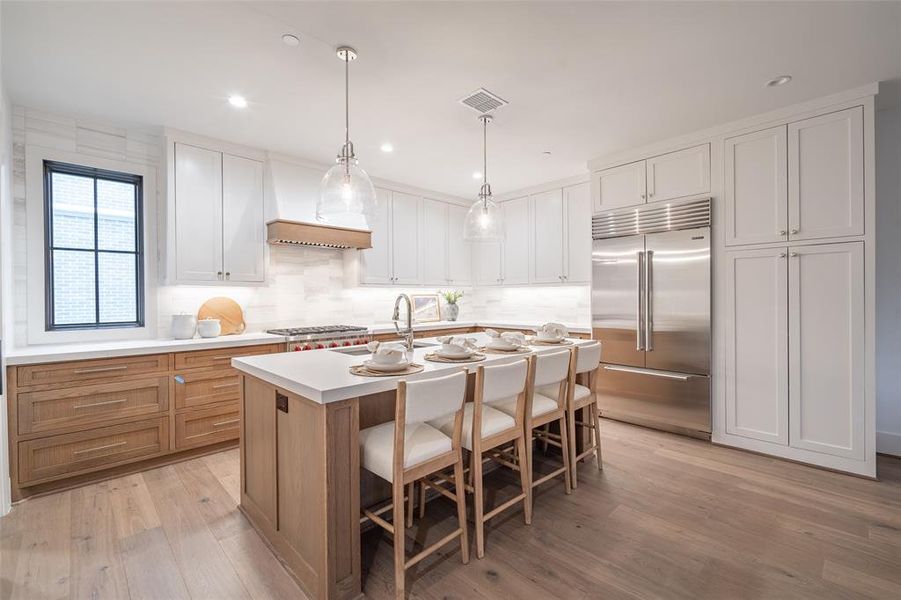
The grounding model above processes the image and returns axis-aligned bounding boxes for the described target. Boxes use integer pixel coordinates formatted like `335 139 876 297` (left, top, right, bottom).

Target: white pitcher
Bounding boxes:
171 313 197 340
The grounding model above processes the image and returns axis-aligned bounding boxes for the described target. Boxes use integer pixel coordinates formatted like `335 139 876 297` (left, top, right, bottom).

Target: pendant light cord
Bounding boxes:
345 52 350 150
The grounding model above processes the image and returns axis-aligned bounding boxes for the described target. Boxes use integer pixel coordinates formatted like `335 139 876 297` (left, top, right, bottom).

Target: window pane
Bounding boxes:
52 250 96 325
51 173 94 249
98 252 137 323
97 179 137 251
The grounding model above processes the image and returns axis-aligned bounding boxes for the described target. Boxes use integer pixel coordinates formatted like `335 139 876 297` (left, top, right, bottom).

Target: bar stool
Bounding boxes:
496 349 573 500
425 359 532 558
564 341 603 488
359 370 469 599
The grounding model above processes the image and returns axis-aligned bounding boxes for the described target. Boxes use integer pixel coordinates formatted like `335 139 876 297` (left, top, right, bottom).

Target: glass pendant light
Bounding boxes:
317 46 377 225
463 114 503 242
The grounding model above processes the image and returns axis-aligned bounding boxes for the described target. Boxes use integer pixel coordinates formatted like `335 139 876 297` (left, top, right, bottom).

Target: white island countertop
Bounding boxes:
232 332 596 404
368 320 591 336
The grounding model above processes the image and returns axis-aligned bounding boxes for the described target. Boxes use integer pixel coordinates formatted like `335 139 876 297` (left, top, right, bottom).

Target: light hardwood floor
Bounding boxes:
2 419 900 599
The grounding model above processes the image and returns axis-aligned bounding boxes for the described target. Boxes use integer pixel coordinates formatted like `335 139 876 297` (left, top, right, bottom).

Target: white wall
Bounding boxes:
1 2 13 515
876 105 901 457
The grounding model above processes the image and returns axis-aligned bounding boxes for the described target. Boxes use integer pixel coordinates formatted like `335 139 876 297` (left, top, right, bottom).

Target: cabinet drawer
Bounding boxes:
18 417 169 486
17 354 170 388
173 343 282 370
174 369 240 410
18 377 169 435
175 403 240 449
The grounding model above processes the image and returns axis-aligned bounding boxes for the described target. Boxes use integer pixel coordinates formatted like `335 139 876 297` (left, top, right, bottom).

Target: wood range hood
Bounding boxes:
266 219 372 250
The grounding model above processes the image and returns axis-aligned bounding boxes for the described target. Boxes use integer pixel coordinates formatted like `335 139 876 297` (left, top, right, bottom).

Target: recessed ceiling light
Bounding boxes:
228 95 248 108
472 171 482 179
542 151 552 156
282 34 300 46
380 143 394 153
766 75 792 88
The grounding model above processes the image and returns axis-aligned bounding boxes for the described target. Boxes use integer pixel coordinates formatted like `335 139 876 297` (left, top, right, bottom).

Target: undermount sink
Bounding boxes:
329 340 438 356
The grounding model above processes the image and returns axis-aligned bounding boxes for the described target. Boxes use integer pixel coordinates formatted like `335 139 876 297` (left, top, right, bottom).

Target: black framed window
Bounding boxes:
44 160 144 330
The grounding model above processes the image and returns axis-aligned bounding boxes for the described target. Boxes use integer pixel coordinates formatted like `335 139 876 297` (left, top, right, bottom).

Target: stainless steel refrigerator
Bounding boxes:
591 197 711 438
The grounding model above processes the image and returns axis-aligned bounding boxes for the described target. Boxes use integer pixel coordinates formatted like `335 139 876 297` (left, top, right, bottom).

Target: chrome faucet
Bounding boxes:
392 294 414 351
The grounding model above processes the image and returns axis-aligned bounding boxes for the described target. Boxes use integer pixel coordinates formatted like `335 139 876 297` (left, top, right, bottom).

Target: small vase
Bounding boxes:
445 303 459 321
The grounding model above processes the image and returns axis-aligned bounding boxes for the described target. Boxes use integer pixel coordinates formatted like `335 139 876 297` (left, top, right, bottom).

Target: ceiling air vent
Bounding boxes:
459 88 508 114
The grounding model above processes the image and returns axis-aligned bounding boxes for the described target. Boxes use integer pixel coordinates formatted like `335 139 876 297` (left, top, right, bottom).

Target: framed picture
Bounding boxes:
411 294 441 323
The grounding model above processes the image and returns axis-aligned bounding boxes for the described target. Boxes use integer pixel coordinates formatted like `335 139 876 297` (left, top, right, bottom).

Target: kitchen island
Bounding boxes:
231 332 596 600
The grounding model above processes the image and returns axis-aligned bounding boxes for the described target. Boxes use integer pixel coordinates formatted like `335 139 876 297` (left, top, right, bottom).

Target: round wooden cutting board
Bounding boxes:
197 297 246 335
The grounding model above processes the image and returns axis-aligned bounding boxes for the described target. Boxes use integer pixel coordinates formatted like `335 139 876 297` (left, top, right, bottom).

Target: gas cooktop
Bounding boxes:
267 325 368 340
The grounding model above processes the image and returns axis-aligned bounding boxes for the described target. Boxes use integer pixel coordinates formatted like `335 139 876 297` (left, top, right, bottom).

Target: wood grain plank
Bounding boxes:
10 490 72 600
69 482 130 600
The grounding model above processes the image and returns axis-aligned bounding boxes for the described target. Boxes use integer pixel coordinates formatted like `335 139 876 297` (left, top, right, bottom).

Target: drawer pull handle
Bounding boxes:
73 365 129 374
212 382 239 390
74 398 128 410
213 418 240 427
73 440 127 455
212 356 233 361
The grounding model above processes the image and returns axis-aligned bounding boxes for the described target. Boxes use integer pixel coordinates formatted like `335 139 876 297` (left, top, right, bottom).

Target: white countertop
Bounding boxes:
368 320 591 335
232 332 595 404
4 332 286 365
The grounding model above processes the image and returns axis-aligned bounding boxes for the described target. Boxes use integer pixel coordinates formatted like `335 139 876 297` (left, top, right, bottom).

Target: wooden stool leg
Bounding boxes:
524 426 534 509
592 402 604 470
567 405 579 490
515 433 532 525
471 449 486 559
540 423 550 453
418 480 427 519
559 415 573 495
453 452 470 564
392 479 406 599
406 483 415 528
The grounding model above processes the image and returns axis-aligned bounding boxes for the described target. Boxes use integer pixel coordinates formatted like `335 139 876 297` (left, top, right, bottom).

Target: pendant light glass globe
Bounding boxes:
318 156 377 222
463 197 503 241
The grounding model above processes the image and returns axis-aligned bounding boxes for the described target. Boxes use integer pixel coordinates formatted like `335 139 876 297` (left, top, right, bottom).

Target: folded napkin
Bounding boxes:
485 329 527 347
436 335 478 351
367 341 408 361
536 322 569 339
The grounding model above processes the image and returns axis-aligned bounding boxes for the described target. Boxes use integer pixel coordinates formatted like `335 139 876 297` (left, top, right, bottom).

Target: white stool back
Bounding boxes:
480 359 529 405
575 342 602 374
532 349 573 410
402 370 467 424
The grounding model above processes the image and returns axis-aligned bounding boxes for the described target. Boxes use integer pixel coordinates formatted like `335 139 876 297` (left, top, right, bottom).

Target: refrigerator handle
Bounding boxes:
636 251 645 351
645 250 654 351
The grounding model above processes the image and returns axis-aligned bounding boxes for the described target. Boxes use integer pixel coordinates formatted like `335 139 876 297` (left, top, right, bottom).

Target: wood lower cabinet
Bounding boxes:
176 402 240 449
18 417 169 486
8 341 281 501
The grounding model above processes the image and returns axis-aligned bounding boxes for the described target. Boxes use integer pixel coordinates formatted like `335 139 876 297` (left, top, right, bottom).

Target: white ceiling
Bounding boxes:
3 1 901 198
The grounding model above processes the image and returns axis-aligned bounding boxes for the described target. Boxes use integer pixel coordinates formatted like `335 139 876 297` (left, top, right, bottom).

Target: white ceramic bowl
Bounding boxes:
197 318 221 338
364 359 410 372
438 344 472 359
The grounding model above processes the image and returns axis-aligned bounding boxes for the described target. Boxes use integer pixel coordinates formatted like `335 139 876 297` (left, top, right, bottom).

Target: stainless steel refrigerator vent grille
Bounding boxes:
592 198 711 239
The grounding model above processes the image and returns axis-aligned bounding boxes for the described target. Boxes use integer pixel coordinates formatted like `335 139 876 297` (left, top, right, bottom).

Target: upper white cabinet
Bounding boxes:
646 144 711 203
724 107 864 247
592 144 710 213
222 154 265 282
172 142 264 284
725 247 789 445
788 107 864 241
788 241 865 460
593 160 646 212
360 188 393 284
502 197 530 285
724 126 788 246
446 204 472 286
531 190 565 283
473 242 503 286
563 182 592 283
359 191 471 286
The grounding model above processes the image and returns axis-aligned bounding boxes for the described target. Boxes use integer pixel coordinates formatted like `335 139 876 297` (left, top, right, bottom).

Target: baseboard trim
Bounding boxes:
876 430 901 457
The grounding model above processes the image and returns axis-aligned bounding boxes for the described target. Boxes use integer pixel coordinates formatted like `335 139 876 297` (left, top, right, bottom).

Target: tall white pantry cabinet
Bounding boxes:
589 84 877 477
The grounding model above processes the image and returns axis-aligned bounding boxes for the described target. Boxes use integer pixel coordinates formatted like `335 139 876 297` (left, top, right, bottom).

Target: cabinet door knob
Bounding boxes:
779 230 787 236
641 194 647 200
790 251 799 257
790 228 799 235
225 272 230 280
217 271 223 280
779 252 787 258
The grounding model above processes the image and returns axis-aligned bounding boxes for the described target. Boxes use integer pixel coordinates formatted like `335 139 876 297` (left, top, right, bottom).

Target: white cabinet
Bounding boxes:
420 198 448 285
646 144 710 203
564 182 592 284
391 192 421 284
222 154 265 282
724 242 866 462
788 107 864 241
174 143 222 282
360 188 393 284
502 197 530 285
172 142 264 284
593 160 646 212
724 126 788 246
473 243 502 286
725 247 789 445
788 241 865 460
531 190 565 283
446 204 472 286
